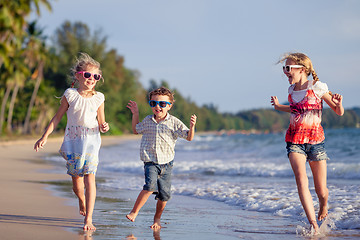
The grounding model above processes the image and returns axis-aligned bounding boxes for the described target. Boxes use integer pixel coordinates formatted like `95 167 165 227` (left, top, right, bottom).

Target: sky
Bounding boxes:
31 0 360 113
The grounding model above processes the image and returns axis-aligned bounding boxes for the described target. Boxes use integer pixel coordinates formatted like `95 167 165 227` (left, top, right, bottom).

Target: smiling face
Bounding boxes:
283 59 304 85
150 94 172 122
76 66 101 91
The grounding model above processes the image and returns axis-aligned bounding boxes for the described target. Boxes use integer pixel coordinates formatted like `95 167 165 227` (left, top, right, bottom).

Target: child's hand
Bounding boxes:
100 122 110 133
332 93 343 106
187 114 197 141
34 137 47 152
190 114 197 128
127 100 139 115
270 96 279 108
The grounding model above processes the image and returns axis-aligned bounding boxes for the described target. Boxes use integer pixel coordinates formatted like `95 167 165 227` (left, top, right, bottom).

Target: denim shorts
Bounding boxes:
143 161 173 201
286 141 329 161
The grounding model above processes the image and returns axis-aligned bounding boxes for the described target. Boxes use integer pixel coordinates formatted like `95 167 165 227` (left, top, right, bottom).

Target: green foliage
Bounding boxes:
322 108 359 129
236 107 360 132
1 9 359 137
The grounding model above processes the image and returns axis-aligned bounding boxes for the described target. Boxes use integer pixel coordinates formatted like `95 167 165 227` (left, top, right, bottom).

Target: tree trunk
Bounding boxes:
6 83 20 134
0 85 12 135
35 105 48 134
23 62 44 134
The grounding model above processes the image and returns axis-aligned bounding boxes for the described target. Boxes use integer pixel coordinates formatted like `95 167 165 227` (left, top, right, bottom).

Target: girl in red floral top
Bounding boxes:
271 52 344 234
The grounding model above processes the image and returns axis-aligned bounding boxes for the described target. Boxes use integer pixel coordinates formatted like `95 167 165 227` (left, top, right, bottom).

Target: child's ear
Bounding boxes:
77 72 83 79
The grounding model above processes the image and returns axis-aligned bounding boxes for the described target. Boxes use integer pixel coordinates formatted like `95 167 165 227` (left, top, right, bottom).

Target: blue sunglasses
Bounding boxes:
149 100 172 108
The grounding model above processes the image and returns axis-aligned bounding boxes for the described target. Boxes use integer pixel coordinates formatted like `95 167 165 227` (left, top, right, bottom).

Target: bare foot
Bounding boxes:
126 212 138 222
152 227 161 240
318 204 328 221
310 220 319 235
125 234 137 240
83 220 96 231
150 218 162 229
79 199 86 216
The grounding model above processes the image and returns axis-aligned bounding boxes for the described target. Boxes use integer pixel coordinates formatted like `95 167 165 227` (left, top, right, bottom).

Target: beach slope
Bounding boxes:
0 136 127 240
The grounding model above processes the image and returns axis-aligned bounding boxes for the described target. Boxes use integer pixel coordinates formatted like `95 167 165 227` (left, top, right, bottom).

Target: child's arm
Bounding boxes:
97 102 110 133
322 92 344 116
271 96 291 112
34 96 69 152
127 100 140 134
186 114 197 141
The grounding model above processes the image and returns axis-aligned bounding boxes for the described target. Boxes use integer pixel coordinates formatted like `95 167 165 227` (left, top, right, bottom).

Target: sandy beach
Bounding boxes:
0 135 133 240
2 133 359 240
0 135 294 240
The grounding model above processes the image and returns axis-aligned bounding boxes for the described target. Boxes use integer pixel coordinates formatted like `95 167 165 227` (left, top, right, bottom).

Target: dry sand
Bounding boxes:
0 135 133 240
0 134 304 240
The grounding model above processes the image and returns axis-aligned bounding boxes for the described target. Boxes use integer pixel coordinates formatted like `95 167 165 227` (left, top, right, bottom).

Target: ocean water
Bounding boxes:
46 128 360 238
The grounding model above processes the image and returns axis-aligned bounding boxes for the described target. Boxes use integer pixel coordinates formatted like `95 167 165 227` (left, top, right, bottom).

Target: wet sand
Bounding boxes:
0 135 134 240
2 135 356 240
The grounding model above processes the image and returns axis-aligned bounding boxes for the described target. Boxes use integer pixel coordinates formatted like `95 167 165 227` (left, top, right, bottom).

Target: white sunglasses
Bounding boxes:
283 65 304 73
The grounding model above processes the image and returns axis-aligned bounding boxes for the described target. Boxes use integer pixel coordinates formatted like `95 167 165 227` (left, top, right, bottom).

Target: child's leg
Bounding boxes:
126 190 153 222
289 153 319 232
309 160 329 221
151 162 172 229
83 174 96 230
151 200 167 229
72 176 86 216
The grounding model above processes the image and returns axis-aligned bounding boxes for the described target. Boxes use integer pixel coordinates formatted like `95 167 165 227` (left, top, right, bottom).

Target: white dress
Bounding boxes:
59 88 105 176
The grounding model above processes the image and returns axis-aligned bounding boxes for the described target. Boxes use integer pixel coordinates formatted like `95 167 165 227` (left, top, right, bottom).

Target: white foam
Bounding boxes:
46 129 360 231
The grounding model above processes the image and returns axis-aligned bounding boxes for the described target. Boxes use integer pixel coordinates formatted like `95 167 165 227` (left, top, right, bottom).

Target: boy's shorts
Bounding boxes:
143 161 173 201
286 141 329 161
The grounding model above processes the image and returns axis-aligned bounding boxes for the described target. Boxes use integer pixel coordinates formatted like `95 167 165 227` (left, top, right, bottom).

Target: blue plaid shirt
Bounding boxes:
136 114 189 164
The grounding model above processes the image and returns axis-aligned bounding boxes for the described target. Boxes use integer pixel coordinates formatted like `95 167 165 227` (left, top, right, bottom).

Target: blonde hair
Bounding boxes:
278 52 319 83
70 52 103 94
149 86 175 103
278 52 332 95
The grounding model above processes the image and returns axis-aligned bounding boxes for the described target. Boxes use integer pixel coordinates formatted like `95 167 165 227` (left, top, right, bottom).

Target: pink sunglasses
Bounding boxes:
77 71 102 81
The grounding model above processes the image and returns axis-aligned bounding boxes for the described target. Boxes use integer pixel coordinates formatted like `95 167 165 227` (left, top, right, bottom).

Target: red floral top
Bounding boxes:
285 86 325 144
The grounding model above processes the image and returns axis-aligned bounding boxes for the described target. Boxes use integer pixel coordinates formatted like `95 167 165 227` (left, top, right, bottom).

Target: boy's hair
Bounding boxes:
70 52 103 89
149 87 175 103
278 52 319 83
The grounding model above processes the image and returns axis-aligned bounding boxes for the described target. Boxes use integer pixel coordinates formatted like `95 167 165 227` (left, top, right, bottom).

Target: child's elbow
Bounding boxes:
337 108 345 116
132 127 138 134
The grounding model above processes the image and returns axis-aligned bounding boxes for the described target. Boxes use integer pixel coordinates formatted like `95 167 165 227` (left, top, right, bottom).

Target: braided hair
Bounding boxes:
279 53 318 82
278 52 331 95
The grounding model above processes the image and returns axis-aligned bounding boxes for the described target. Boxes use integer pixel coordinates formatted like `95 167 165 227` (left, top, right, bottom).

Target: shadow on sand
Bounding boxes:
0 213 82 229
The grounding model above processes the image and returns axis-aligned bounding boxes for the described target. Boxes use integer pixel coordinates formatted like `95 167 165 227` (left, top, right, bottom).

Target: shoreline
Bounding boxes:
0 134 139 240
2 133 359 239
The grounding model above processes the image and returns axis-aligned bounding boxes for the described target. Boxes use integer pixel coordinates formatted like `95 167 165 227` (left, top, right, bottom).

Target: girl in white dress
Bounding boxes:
34 52 110 231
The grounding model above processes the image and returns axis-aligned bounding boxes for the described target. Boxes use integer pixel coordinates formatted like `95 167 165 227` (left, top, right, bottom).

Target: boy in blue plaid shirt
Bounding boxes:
126 86 197 229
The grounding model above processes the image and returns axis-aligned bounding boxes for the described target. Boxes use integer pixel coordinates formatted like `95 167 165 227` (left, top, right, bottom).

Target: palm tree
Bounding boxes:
0 1 29 134
5 52 30 134
0 0 52 135
0 77 12 135
0 1 29 69
23 21 49 134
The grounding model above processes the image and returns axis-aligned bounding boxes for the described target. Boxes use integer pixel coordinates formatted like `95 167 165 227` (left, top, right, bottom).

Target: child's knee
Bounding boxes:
156 187 171 201
315 187 328 199
142 189 154 194
72 185 82 194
